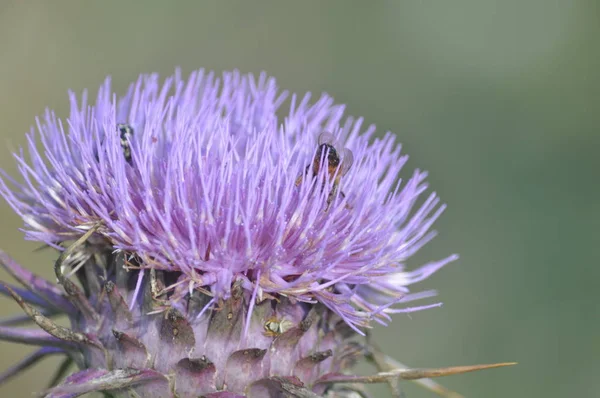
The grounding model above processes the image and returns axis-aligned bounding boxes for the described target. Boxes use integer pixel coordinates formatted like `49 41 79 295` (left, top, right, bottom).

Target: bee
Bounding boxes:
117 123 134 164
295 132 354 209
263 315 294 337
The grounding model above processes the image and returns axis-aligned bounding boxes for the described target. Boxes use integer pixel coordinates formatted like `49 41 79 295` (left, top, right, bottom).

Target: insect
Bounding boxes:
263 315 294 337
117 123 134 164
295 132 354 209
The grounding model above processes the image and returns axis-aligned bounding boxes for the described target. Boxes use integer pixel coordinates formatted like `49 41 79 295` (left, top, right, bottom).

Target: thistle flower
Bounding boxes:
0 69 510 397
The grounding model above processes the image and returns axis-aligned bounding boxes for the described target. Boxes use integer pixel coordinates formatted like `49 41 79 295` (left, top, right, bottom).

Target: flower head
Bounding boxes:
0 69 459 397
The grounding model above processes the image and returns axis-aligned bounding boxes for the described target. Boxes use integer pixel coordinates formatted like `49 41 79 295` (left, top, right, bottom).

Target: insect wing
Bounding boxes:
318 132 336 146
340 148 354 176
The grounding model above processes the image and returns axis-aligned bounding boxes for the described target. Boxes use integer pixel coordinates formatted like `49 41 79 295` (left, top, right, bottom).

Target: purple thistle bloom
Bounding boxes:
0 69 459 397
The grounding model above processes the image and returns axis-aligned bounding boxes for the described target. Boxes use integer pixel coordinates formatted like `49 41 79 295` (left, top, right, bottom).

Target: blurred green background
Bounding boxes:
0 1 598 397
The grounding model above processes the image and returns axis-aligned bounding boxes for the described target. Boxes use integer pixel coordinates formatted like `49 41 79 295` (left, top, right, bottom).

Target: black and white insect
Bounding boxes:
117 123 134 164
